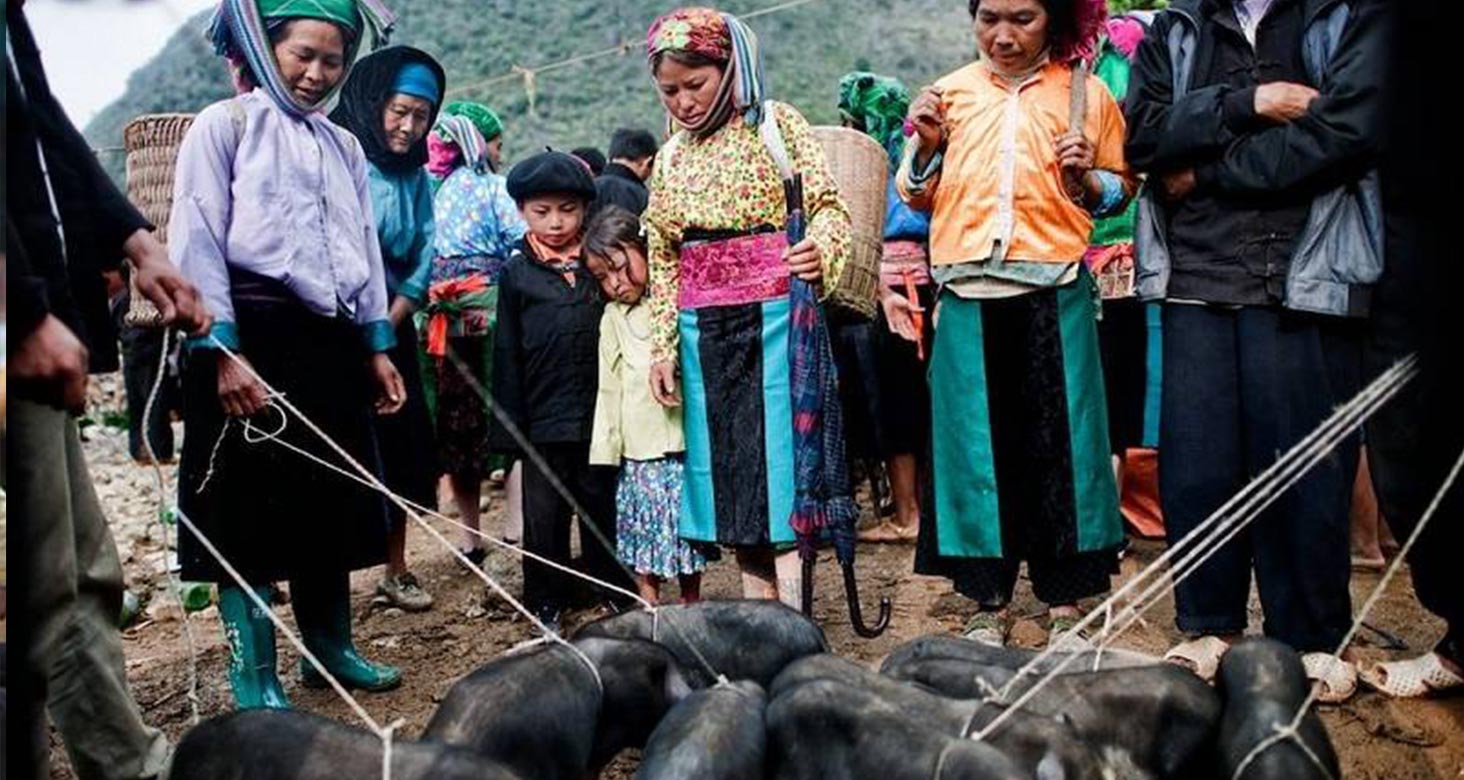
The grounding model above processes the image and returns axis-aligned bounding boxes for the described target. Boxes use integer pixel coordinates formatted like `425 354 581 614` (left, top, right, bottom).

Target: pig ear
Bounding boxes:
1036 751 1067 780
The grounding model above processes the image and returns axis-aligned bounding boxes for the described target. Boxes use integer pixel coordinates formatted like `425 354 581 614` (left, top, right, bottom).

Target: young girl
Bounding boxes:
491 151 632 631
584 206 707 604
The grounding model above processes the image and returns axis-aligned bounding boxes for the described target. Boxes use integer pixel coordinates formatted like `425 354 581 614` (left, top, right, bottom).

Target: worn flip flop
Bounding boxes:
1301 652 1359 703
1164 636 1231 683
1359 653 1464 698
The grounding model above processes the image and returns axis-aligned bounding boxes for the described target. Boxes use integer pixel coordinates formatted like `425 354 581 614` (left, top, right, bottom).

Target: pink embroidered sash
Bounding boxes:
678 232 790 310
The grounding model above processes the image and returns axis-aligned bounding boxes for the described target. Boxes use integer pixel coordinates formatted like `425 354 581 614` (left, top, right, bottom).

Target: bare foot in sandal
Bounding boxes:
1360 652 1464 698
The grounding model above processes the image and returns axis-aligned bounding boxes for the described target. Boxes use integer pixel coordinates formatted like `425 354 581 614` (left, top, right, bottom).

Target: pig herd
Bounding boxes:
168 600 1341 780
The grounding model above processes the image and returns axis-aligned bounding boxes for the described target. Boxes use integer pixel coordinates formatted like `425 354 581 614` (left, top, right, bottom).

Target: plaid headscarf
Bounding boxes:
646 7 767 136
207 0 395 116
837 72 911 171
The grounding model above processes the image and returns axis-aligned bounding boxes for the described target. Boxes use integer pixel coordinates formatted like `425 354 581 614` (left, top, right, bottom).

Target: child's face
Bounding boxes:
586 243 649 305
520 195 586 250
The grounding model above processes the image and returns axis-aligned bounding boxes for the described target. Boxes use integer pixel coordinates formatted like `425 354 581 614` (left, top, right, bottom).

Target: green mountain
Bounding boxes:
85 0 981 175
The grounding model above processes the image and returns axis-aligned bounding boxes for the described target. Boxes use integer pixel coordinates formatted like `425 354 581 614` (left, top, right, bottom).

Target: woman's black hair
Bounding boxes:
650 48 726 75
266 17 360 51
967 0 1076 55
583 205 647 261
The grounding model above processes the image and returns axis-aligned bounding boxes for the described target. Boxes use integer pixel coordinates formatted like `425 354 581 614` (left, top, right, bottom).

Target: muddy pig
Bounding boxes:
637 680 767 780
169 710 523 780
575 599 827 688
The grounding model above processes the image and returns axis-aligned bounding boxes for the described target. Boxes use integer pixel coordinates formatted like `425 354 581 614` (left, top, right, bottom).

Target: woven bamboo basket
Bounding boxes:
811 126 886 320
122 113 196 327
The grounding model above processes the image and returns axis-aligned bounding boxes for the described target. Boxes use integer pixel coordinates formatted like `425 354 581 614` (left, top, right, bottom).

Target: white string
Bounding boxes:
231 416 647 609
1088 355 1413 651
380 718 405 780
438 341 728 682
138 328 202 723
1229 444 1464 780
170 506 384 733
204 338 603 682
970 356 1417 742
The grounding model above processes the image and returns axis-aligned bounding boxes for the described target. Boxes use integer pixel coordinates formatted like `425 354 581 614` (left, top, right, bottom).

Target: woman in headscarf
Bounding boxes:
330 45 445 612
643 7 854 606
424 100 527 564
838 71 932 544
898 0 1135 649
172 0 404 709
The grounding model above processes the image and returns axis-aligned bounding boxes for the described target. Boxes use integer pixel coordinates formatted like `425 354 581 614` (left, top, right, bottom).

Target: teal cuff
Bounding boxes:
907 149 944 187
186 321 240 352
397 279 428 307
361 319 397 353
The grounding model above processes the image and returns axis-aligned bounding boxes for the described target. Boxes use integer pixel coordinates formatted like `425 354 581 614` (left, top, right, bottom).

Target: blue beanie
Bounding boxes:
392 62 441 106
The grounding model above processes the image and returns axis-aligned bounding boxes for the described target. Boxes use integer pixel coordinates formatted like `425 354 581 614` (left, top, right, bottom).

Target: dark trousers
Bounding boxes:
7 399 170 780
521 443 626 615
1365 265 1463 664
1159 304 1359 651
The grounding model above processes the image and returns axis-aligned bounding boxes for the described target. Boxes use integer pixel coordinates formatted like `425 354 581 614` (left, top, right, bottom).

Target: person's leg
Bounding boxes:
886 453 921 533
1366 325 1464 676
521 448 573 622
573 456 632 606
11 399 170 780
1239 310 1356 653
450 469 485 555
773 549 804 611
216 585 289 709
1350 446 1386 566
503 461 524 544
291 569 401 691
678 573 703 604
735 547 778 600
1159 305 1251 640
636 574 662 604
386 521 409 576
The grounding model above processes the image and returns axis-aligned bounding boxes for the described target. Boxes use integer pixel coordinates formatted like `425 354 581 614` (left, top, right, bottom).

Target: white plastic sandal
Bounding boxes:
1301 652 1359 703
1359 653 1464 699
1163 636 1230 683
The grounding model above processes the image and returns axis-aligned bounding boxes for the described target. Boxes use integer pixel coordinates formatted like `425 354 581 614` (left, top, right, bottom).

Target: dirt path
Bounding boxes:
44 408 1464 778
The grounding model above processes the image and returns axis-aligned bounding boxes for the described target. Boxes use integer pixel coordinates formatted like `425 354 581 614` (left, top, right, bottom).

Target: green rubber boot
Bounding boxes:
218 586 291 709
292 573 402 692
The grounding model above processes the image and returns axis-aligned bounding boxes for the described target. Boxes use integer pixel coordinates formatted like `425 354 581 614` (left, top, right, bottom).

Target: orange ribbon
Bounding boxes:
424 276 491 358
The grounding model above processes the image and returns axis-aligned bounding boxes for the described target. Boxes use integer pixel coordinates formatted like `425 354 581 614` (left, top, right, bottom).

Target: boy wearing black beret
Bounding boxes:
492 151 632 629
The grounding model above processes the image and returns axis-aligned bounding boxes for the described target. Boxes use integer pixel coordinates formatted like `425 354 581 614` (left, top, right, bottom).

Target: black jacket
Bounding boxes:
489 240 606 453
593 163 649 216
7 4 152 371
1126 0 1384 306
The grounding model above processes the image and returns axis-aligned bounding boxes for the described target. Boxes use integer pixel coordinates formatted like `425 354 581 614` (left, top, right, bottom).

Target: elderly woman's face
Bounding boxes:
272 20 347 105
654 58 724 129
973 0 1050 75
382 94 433 154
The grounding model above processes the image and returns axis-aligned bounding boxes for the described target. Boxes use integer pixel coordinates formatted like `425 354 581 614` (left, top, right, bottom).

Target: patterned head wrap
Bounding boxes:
646 7 767 136
429 101 503 175
207 0 395 116
837 72 911 170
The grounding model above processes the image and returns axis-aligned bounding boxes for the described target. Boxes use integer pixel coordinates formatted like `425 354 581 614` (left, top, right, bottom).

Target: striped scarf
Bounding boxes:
432 115 490 174
646 8 766 137
207 0 395 117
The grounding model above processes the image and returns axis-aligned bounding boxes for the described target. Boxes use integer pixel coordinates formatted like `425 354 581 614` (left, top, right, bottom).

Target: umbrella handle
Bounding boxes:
842 561 891 638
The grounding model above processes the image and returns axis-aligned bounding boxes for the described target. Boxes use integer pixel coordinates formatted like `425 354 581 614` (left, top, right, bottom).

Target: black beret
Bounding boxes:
505 150 597 203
